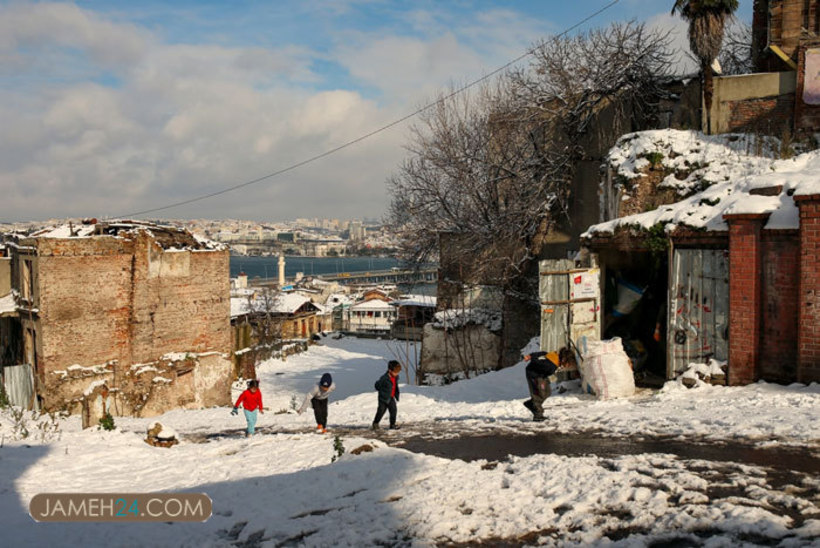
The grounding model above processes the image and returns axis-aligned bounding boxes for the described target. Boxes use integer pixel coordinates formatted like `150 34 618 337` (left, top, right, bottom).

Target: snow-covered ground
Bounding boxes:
2 336 818 546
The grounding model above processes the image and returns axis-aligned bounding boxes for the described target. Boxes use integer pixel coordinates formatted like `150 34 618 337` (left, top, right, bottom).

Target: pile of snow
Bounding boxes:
587 129 820 237
147 421 177 440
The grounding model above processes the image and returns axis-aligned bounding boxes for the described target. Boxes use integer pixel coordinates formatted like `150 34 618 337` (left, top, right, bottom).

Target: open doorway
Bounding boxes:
600 250 668 387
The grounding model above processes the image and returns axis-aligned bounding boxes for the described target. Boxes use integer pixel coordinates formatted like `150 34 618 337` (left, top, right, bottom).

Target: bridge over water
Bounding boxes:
250 267 437 287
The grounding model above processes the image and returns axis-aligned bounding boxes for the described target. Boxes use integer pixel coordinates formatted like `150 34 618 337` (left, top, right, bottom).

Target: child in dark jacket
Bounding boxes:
232 379 264 437
372 360 401 430
523 352 559 422
298 373 336 433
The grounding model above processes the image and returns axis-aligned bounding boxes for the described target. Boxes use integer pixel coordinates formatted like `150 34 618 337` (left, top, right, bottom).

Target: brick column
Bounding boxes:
724 213 769 385
795 194 820 383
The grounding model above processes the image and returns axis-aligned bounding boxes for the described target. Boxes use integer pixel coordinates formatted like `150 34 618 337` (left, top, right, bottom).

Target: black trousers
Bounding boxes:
373 398 397 427
525 376 551 418
311 397 328 428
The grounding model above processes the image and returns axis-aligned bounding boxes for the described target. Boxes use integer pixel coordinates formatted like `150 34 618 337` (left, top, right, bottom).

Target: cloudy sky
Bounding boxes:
0 0 753 223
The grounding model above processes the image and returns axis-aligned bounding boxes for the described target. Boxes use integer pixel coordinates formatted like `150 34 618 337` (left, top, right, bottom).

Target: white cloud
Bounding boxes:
0 2 554 222
0 2 148 69
645 12 698 75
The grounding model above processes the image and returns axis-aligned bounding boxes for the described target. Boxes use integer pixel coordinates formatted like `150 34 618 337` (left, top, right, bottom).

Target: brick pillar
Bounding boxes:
796 195 820 383
724 213 769 385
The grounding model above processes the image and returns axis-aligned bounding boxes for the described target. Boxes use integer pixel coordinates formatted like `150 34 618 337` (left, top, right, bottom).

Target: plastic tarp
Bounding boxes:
576 337 635 400
2 363 37 410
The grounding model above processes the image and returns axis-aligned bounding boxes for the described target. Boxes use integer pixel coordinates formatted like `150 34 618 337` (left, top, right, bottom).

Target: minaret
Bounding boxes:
278 254 286 286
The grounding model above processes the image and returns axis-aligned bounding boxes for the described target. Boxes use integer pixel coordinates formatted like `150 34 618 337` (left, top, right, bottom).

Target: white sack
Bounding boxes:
577 336 635 400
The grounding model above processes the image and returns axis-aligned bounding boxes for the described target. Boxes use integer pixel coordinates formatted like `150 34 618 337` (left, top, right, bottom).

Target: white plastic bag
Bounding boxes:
577 337 635 400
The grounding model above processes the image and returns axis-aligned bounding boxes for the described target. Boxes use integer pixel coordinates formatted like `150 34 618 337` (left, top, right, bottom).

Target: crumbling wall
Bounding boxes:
54 352 231 418
34 237 134 409
130 232 231 361
29 230 231 414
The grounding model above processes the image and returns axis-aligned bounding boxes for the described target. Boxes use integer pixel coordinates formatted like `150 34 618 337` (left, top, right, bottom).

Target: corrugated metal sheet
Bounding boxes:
668 249 729 377
2 363 36 410
539 259 601 353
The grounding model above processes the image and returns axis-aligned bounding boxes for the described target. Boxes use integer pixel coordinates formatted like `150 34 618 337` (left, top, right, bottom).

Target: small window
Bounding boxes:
22 259 33 300
374 311 381 318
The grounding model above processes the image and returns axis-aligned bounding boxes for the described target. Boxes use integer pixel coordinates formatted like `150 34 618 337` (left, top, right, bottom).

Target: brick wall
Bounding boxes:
129 232 231 361
725 214 768 385
36 237 135 377
30 231 232 412
726 94 795 135
760 231 799 381
796 195 820 382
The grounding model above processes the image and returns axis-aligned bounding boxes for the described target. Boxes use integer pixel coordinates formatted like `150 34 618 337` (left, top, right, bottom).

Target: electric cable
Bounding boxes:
118 0 620 218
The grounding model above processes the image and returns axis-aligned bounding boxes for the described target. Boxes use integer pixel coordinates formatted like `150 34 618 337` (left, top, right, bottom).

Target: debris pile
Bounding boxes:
678 359 727 388
145 422 179 448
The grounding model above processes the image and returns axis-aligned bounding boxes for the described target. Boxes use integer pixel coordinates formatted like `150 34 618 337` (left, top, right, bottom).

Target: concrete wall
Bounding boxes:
419 323 501 376
708 72 796 135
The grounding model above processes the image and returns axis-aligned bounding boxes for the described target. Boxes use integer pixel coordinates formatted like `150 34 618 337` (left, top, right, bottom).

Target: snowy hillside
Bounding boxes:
1 337 818 546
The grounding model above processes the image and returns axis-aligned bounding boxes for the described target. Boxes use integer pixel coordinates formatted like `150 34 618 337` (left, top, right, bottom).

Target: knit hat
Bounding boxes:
319 373 332 387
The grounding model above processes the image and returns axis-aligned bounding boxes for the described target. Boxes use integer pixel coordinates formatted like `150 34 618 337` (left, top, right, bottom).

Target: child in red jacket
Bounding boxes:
232 379 263 437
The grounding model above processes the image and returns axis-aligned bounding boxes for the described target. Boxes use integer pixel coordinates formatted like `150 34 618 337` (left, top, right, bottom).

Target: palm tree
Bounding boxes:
672 0 739 134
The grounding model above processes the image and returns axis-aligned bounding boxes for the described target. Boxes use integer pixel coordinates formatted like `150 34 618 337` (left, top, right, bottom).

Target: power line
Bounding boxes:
120 0 621 218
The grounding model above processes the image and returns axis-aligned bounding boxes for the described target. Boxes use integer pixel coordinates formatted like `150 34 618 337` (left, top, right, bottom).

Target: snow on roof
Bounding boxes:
32 224 96 238
231 292 318 317
351 299 394 311
231 297 251 318
29 221 226 250
326 293 354 307
607 129 779 197
433 308 502 332
585 130 820 237
393 294 437 307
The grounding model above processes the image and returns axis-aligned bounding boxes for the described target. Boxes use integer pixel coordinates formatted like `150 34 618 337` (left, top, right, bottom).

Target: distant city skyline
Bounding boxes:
0 1 753 222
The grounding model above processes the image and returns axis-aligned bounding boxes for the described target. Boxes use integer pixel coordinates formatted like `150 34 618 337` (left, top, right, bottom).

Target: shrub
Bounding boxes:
99 412 116 431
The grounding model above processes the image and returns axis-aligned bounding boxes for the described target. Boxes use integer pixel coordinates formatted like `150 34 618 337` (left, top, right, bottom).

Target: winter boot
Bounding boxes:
523 400 535 414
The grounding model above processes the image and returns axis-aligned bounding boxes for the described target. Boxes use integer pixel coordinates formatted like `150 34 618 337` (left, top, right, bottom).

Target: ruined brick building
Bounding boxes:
709 0 820 135
0 220 232 417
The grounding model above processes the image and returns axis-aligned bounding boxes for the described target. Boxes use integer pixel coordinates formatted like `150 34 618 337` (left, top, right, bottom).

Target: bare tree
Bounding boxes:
387 21 673 373
247 287 284 350
717 20 752 76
